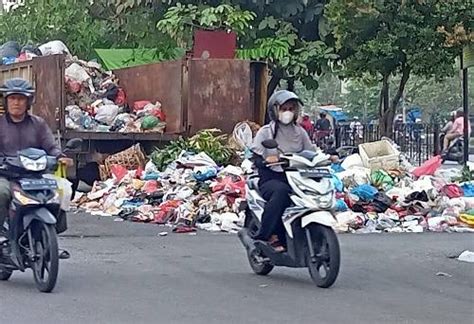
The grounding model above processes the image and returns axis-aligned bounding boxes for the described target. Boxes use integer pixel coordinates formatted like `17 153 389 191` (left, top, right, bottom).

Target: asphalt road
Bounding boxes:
0 213 473 324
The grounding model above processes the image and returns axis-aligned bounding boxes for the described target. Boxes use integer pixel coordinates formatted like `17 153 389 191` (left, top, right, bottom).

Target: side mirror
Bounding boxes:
261 139 278 150
65 138 83 151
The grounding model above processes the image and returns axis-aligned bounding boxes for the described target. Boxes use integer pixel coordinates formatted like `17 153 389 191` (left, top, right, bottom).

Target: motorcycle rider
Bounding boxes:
441 111 456 134
0 78 73 258
251 90 314 252
443 109 471 151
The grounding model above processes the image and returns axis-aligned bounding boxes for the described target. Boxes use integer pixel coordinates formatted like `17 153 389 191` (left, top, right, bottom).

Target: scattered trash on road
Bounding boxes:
457 250 474 263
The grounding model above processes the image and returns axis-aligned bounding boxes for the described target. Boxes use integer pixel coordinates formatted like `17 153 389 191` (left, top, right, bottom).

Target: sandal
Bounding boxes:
59 249 71 260
269 237 286 253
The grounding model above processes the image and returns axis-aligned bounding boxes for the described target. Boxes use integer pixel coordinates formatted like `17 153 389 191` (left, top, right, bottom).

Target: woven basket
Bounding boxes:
99 144 146 180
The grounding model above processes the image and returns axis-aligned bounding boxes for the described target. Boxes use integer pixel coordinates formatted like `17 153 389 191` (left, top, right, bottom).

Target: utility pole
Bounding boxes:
461 53 470 165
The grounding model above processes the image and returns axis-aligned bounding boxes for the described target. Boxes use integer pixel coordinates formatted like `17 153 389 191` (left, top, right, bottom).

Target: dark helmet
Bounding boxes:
267 90 303 122
0 78 35 109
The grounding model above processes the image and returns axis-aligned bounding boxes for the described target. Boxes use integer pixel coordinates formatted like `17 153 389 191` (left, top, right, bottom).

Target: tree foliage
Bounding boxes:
0 0 107 58
326 0 472 135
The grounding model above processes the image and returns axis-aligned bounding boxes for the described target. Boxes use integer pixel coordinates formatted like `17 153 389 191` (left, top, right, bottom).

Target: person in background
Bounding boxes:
299 113 314 138
441 111 456 134
315 111 331 132
349 116 364 144
443 109 471 151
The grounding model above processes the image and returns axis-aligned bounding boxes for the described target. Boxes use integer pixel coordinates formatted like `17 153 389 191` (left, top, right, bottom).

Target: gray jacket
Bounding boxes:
0 114 62 157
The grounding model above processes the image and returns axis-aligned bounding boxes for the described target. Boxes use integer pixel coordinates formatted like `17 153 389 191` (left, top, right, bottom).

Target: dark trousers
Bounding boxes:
254 179 292 246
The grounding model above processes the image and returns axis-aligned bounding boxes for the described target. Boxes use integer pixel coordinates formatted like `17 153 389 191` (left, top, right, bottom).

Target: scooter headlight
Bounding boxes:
13 191 40 205
13 191 60 206
20 155 47 171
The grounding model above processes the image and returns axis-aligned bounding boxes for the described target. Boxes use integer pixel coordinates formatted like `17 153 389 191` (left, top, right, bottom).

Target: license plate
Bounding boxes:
20 178 58 190
299 169 332 178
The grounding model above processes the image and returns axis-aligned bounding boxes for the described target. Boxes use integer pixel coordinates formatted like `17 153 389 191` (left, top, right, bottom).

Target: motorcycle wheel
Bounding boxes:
0 269 12 281
247 249 274 276
306 224 340 288
31 222 59 293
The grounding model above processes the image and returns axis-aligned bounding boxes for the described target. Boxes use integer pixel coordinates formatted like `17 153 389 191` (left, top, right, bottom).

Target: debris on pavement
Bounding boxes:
457 250 474 263
435 272 453 278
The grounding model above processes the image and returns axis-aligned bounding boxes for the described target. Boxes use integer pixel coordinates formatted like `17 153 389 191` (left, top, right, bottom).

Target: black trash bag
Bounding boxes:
405 191 429 203
0 41 20 59
373 192 394 213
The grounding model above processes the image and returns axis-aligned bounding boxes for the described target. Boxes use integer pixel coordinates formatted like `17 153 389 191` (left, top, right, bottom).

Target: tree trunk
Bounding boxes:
267 69 283 99
287 78 295 92
379 67 411 137
379 75 390 136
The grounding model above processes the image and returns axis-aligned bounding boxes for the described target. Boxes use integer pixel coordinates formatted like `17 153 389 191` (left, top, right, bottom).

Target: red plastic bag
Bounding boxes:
110 165 128 183
153 200 181 224
441 184 464 198
412 155 442 178
150 107 166 122
142 180 159 194
114 88 127 106
212 175 246 204
133 100 151 112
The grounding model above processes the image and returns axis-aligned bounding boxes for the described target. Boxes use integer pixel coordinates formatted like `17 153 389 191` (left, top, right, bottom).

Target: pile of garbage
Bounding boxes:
0 40 166 133
74 127 255 233
64 60 166 133
331 151 474 234
74 124 474 234
0 40 65 65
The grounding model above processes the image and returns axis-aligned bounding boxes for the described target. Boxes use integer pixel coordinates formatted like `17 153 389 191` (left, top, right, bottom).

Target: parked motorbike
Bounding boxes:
0 138 82 293
238 139 341 288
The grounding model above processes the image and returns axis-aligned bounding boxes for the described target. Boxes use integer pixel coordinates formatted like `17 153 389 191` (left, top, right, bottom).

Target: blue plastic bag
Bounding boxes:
193 167 217 182
331 163 345 173
335 199 348 212
331 175 344 192
461 183 474 197
351 184 378 202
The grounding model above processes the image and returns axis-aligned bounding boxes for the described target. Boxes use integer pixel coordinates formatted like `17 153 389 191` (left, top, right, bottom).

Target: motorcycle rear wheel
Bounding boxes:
31 222 59 293
306 224 340 288
0 269 12 281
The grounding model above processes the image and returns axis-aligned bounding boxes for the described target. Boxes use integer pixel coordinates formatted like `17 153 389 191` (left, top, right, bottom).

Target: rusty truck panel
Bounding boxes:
187 59 265 135
0 55 62 131
114 60 186 135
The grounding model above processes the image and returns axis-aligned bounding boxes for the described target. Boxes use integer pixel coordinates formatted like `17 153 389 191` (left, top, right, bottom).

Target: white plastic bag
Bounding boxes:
341 154 364 170
43 174 73 211
39 40 71 56
65 63 90 83
95 104 119 125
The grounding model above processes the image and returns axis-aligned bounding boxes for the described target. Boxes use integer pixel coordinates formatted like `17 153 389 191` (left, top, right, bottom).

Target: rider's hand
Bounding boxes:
265 156 279 164
58 157 74 167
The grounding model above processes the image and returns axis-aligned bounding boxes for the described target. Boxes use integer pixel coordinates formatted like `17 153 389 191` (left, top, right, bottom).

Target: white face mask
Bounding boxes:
278 111 294 124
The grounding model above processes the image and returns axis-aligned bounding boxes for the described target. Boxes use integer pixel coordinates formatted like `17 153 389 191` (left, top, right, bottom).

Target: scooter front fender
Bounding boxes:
301 211 336 228
23 207 57 230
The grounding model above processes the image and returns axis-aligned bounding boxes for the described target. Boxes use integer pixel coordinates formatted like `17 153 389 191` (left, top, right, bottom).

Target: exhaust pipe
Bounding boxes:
238 228 256 252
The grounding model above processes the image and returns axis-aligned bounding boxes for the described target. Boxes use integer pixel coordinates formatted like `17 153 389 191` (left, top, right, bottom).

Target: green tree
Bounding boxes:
0 0 107 58
111 0 333 94
326 0 472 136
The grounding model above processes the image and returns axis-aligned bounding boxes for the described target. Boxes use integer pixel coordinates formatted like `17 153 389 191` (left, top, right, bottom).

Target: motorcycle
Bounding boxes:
238 139 341 288
442 135 465 164
0 138 82 293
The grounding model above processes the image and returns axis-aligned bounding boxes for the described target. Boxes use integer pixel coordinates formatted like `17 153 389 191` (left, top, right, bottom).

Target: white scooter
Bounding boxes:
238 139 341 288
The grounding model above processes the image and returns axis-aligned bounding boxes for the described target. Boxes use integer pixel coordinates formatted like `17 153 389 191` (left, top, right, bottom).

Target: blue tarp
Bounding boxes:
322 110 349 123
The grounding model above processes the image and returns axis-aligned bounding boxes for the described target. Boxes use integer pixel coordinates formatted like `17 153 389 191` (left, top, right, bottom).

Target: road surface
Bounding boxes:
0 213 472 324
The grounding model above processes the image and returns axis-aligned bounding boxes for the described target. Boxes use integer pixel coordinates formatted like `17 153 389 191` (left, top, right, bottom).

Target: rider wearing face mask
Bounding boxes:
251 90 315 252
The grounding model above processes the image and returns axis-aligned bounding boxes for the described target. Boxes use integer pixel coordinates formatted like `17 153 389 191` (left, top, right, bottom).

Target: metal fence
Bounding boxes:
335 123 440 166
